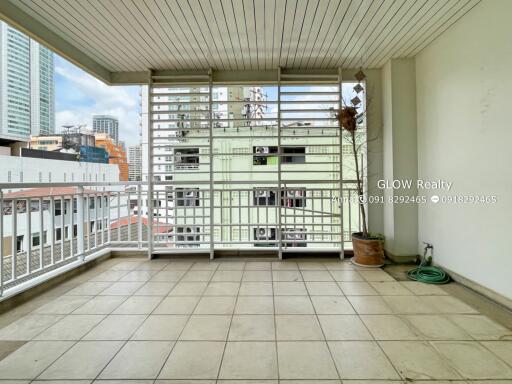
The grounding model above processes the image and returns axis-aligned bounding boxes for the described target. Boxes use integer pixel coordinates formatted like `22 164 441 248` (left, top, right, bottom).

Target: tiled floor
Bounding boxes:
0 257 511 383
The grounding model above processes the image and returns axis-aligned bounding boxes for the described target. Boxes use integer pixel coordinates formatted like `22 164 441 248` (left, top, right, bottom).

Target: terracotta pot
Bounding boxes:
351 232 385 267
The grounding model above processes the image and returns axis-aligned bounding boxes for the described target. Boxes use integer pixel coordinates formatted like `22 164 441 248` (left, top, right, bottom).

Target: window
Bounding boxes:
90 221 95 232
253 146 278 165
281 189 306 207
31 231 47 247
64 226 69 239
73 224 78 237
54 200 62 216
174 148 199 169
253 227 277 247
55 227 62 241
175 188 200 207
89 197 95 209
282 228 307 247
253 188 276 206
175 226 200 248
282 147 306 163
16 235 24 253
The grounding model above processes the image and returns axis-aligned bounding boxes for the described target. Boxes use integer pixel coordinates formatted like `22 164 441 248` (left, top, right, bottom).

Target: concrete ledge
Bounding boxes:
441 265 512 311
385 250 417 264
0 249 112 312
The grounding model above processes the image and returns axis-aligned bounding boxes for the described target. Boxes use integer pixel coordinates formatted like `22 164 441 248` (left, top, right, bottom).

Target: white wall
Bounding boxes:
416 0 512 300
0 156 120 183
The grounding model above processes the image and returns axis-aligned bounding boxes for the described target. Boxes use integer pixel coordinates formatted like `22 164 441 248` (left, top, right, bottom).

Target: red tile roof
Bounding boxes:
110 215 173 233
3 187 100 199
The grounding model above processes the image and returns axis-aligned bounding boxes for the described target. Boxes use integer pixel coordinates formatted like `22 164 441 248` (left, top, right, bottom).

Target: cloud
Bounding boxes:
55 56 141 145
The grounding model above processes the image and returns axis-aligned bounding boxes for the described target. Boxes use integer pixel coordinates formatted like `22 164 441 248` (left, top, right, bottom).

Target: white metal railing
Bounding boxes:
0 180 361 296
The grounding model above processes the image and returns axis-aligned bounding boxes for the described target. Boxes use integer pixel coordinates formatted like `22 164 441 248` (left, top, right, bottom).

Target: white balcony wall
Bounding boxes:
416 0 512 301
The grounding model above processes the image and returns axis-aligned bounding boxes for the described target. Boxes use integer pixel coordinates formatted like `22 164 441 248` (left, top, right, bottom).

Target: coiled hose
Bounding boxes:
407 243 450 284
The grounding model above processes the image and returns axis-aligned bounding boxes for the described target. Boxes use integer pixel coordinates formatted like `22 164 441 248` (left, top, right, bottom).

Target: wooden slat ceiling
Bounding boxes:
8 0 479 73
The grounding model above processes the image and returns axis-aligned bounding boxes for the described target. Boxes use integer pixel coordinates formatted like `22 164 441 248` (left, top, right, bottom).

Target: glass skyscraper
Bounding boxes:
0 21 55 141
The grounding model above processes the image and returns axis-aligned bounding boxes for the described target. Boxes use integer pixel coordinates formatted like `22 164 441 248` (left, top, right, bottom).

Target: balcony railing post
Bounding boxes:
137 184 142 249
76 186 85 260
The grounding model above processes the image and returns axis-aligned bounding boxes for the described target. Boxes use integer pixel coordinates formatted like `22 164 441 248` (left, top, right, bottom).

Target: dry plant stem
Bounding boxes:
350 130 368 237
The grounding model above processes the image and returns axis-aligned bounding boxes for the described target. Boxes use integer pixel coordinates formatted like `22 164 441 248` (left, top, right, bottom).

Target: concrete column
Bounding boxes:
381 59 418 261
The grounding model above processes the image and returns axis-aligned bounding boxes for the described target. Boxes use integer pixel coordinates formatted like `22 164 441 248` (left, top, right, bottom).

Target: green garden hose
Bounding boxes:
407 243 450 284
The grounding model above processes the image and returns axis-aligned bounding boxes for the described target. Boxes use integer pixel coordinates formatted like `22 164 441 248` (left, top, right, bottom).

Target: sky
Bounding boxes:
54 55 141 146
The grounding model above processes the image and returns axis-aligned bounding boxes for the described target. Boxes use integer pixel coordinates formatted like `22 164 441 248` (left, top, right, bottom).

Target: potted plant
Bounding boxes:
336 74 385 267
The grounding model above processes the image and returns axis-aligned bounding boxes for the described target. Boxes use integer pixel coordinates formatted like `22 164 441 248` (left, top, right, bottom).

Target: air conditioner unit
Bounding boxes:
256 189 269 198
256 228 269 240
286 190 296 197
255 146 269 154
185 191 195 198
174 152 182 162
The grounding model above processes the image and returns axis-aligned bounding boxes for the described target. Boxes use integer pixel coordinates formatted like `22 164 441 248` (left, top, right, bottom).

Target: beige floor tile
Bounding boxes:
338 281 378 295
99 341 173 379
271 261 298 270
276 315 324 340
273 282 308 295
341 381 409 384
272 270 303 282
329 271 364 282
219 341 278 379
324 261 356 270
242 270 272 282
329 341 399 380
190 262 219 271
150 270 187 282
278 341 338 379
481 341 512 366
305 282 343 295
64 281 112 295
274 296 314 314
83 314 146 340
432 341 512 379
228 315 275 341
134 282 175 296
34 314 104 340
301 271 333 282
99 282 145 296
158 341 225 379
136 261 168 271
131 315 189 340
194 296 236 314
112 296 164 314
369 282 414 295
211 270 243 282
382 340 462 380
422 296 478 314
162 261 195 270
447 315 512 340
34 296 92 314
109 261 142 271
235 296 274 314
382 296 437 314
361 315 419 340
245 261 272 270
217 262 246 270
217 381 276 384
169 282 208 296
33 380 92 383
318 315 373 340
404 315 472 340
298 262 327 270
311 296 355 314
359 270 395 282
347 296 393 314
0 341 73 379
181 270 215 282
154 296 201 315
204 282 240 296
118 270 158 282
239 282 273 296
89 270 128 282
72 296 127 315
0 314 62 340
180 315 231 340
38 341 124 380
400 281 449 295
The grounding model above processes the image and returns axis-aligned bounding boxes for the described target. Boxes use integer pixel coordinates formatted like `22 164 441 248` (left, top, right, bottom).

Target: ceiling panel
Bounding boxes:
3 0 480 77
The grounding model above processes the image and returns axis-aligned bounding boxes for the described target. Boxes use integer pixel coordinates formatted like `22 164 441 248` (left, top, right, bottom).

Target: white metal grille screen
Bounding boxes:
148 72 363 258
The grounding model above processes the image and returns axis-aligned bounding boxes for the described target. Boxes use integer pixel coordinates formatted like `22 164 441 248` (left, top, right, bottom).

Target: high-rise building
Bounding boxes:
94 132 128 181
128 145 142 181
0 21 55 141
92 115 119 144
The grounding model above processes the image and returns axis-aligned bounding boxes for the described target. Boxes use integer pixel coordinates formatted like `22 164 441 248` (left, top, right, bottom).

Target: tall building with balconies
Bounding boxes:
0 21 55 141
128 144 142 181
